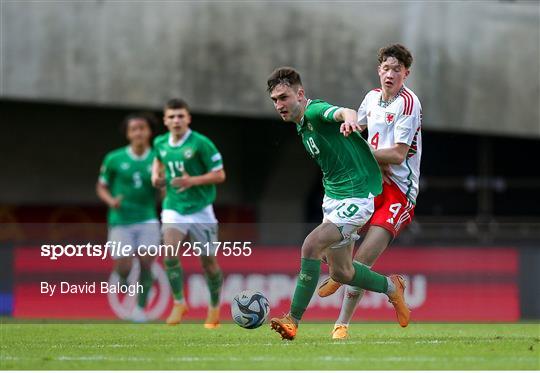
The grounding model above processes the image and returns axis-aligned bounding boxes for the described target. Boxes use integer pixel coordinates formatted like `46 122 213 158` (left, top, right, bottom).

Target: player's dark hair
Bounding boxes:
121 112 157 135
267 66 303 93
164 98 190 113
378 44 413 68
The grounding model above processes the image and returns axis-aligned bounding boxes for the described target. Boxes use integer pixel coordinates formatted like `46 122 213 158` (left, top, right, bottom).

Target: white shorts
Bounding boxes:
322 195 374 248
108 219 161 259
161 205 218 255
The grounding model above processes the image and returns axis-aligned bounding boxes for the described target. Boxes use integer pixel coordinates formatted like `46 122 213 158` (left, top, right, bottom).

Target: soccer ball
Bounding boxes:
231 290 270 329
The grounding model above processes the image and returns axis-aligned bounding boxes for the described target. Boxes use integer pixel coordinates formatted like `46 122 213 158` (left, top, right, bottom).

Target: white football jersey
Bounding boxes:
357 86 422 203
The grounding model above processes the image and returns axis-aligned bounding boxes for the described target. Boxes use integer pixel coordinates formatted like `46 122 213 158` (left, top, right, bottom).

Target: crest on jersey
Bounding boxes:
120 162 130 170
183 147 194 159
307 121 313 131
159 150 167 158
385 112 395 126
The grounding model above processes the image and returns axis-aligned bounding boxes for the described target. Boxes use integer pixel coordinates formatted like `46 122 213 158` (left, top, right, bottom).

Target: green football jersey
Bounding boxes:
98 146 157 226
154 130 223 214
297 99 382 199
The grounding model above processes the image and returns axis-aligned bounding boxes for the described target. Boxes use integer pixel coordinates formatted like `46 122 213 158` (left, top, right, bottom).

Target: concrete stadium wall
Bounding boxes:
2 1 539 137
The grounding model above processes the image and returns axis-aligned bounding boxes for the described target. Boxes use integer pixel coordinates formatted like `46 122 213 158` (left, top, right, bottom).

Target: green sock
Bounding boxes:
205 270 223 307
137 266 154 308
164 258 184 301
346 261 388 293
290 258 321 321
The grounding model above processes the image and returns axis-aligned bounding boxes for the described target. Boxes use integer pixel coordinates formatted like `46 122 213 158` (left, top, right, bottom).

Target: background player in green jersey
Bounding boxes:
97 113 160 322
151 98 226 329
266 67 410 340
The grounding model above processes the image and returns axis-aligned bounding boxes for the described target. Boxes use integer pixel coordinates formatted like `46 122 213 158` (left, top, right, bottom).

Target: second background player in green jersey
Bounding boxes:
96 113 160 322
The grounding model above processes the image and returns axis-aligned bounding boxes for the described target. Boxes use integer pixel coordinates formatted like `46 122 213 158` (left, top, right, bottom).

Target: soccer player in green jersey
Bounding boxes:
97 113 160 322
267 67 410 340
152 98 226 328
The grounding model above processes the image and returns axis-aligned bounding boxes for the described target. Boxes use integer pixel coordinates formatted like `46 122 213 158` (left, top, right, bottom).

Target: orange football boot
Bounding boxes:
166 303 189 325
331 324 349 340
317 277 343 297
270 314 298 340
387 274 410 327
204 306 220 329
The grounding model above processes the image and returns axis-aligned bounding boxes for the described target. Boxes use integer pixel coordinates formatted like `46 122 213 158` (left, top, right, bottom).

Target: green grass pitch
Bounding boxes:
1 321 539 370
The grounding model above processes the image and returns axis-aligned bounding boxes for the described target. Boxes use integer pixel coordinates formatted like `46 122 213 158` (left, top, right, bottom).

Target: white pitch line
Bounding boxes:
3 355 538 364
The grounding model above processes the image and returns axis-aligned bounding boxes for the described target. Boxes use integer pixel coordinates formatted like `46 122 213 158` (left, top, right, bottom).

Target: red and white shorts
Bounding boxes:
363 181 415 238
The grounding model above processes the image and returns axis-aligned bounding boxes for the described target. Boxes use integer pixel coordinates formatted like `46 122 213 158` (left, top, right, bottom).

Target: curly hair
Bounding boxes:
378 44 413 68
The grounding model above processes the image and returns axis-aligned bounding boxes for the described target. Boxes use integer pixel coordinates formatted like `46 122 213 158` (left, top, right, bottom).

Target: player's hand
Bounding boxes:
109 196 122 209
321 255 328 265
152 175 166 188
151 171 166 187
340 121 362 137
379 163 393 184
171 172 195 193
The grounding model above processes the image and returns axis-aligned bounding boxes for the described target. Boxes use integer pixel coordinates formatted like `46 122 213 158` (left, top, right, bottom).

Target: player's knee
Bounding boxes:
115 258 132 278
330 266 354 284
301 237 323 259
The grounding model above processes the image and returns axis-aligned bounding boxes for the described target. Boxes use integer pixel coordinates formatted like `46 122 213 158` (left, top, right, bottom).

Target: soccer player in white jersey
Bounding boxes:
318 44 422 339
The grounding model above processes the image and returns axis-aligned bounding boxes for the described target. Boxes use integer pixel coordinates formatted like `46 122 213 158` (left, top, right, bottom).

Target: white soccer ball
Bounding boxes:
231 290 270 329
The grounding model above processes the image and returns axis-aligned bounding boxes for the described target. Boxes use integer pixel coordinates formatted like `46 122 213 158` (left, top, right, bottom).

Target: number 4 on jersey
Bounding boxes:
371 132 380 150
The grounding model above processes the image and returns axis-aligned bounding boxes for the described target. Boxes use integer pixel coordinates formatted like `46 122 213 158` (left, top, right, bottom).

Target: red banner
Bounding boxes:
13 246 519 321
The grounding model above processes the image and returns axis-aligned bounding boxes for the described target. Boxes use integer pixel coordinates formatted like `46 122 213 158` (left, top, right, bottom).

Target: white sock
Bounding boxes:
385 277 396 295
335 285 365 326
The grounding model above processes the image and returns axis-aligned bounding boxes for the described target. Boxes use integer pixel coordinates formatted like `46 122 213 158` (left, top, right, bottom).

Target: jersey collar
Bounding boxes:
297 99 313 127
168 129 192 147
126 146 150 161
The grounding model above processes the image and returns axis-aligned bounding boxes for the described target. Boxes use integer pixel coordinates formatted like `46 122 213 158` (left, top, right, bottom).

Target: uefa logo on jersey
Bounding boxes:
385 112 395 126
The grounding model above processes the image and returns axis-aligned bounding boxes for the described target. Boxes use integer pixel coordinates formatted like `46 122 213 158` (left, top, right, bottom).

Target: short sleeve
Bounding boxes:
153 137 163 162
98 154 114 185
199 137 223 172
357 96 369 125
311 101 342 124
394 101 421 145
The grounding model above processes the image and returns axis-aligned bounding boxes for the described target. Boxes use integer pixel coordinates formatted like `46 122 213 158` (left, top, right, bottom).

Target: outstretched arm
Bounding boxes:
335 108 363 137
